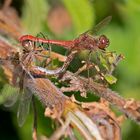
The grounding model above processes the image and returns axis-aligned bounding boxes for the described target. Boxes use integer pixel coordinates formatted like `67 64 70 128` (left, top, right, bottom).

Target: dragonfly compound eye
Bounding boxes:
98 35 109 49
21 40 34 51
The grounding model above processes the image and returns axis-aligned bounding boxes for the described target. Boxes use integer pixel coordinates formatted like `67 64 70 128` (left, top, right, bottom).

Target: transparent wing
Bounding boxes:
36 32 52 52
0 84 19 107
34 32 52 67
85 16 112 35
17 88 32 127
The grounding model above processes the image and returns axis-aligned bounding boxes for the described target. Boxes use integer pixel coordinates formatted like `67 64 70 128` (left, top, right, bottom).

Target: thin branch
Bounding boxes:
61 71 140 124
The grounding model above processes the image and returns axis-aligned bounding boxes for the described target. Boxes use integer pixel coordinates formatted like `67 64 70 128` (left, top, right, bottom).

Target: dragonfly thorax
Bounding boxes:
74 34 99 50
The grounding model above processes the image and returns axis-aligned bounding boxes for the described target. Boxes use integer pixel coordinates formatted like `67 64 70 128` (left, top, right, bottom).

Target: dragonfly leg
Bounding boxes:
74 61 95 76
79 51 106 82
21 64 34 80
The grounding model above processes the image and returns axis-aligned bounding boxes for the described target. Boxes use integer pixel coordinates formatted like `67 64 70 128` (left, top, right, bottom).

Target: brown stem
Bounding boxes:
61 71 140 124
82 77 140 124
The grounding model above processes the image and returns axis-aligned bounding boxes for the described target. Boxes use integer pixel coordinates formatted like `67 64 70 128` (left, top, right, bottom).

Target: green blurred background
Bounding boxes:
0 0 140 139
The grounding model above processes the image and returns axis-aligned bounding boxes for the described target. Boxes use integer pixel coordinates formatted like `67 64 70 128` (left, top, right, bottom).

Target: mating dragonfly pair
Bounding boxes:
1 16 112 126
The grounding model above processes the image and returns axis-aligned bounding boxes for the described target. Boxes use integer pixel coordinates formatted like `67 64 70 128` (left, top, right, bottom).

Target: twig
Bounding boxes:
61 71 140 124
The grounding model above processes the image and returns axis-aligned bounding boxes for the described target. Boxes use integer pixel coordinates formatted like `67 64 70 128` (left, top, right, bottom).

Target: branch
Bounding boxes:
60 71 140 124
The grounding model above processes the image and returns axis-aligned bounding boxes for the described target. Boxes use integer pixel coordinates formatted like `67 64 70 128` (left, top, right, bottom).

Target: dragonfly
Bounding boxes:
0 36 52 127
19 16 112 76
19 16 111 51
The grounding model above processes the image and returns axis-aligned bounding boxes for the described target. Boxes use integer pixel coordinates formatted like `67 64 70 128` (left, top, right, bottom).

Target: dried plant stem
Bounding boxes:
60 71 140 124
85 78 140 123
2 0 12 10
70 73 140 124
49 110 103 140
26 78 67 118
29 63 140 125
26 78 105 140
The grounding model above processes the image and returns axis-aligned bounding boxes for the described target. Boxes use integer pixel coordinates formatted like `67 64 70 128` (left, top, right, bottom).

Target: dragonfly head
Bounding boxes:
98 35 109 50
21 40 34 51
19 35 35 51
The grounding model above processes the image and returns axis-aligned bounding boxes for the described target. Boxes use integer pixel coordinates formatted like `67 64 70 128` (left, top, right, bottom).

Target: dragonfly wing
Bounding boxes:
1 84 19 107
86 16 112 35
17 88 32 127
36 32 52 52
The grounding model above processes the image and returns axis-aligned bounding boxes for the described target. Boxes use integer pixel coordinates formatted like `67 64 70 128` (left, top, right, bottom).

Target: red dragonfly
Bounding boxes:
19 16 111 51
19 16 112 76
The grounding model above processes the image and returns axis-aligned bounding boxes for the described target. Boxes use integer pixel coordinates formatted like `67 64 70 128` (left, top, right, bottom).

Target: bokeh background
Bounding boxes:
0 0 140 139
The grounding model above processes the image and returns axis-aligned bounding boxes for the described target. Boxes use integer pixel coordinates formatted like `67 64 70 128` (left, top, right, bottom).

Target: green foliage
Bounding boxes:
0 84 18 105
62 0 95 35
105 1 140 99
21 0 49 34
